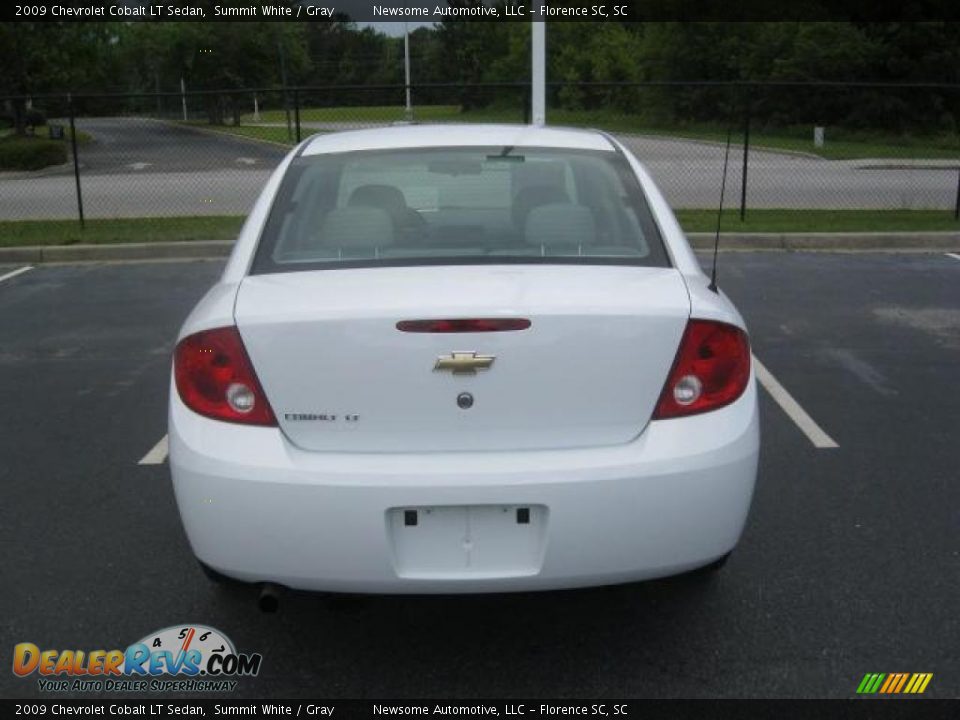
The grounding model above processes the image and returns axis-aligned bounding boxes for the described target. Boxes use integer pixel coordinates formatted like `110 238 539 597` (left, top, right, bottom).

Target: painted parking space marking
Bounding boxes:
945 253 960 261
0 266 33 284
753 355 839 449
139 435 169 465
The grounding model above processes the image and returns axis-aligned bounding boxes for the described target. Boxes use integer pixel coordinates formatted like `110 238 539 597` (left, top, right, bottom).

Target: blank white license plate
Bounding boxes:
388 505 548 579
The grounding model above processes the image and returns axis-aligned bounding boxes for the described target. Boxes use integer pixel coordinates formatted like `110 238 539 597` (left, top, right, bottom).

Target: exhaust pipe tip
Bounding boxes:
258 583 282 613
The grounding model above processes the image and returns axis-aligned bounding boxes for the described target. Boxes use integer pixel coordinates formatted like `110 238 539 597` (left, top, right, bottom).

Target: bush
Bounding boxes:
0 135 68 171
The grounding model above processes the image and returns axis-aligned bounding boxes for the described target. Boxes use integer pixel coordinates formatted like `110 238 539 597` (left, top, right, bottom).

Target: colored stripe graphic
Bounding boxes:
857 673 886 694
879 674 897 693
906 673 934 694
893 673 910 693
857 672 932 694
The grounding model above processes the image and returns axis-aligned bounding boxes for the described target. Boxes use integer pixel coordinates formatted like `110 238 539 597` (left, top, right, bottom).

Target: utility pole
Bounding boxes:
531 22 545 126
180 77 187 121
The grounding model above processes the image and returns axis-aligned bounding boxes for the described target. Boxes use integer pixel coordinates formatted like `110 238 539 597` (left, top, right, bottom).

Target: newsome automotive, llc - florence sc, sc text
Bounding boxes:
17 4 337 18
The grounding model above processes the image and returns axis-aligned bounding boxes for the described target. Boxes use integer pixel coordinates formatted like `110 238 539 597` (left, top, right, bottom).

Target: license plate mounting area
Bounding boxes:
387 504 548 579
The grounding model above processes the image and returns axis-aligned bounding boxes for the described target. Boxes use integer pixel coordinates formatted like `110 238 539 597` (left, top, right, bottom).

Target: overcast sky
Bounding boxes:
357 21 436 36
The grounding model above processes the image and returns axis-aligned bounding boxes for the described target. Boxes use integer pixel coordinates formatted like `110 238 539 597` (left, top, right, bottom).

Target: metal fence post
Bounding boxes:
294 89 301 143
739 92 751 222
954 168 959 220
282 85 292 142
67 93 85 229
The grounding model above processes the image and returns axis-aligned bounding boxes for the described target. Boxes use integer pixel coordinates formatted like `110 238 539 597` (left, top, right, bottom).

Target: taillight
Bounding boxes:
653 320 751 420
174 326 277 426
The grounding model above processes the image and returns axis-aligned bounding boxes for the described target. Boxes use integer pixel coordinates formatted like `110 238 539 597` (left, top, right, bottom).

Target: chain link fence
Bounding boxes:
2 82 959 226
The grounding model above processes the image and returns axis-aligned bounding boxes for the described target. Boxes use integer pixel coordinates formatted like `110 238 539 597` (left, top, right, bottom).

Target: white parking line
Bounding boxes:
753 355 839 449
946 253 960 261
139 435 169 465
0 266 33 284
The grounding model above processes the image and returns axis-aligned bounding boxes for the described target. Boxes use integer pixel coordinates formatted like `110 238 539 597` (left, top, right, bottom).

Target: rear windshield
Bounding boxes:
250 145 669 274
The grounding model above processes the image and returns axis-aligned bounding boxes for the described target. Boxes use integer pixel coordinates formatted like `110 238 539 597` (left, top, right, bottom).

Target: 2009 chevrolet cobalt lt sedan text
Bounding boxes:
169 124 759 595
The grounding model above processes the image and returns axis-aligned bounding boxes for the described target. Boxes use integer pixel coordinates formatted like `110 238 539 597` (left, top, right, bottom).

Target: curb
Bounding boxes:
687 232 960 252
616 132 824 161
1 233 958 265
167 119 294 150
0 241 233 264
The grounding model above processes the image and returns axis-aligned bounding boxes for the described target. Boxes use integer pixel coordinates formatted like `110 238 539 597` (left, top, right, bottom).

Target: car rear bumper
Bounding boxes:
169 376 760 593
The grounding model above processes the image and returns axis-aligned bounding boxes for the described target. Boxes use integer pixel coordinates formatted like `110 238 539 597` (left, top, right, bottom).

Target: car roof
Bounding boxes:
300 123 616 155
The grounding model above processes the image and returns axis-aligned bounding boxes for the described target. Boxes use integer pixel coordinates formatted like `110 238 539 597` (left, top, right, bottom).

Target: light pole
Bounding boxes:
531 22 545 125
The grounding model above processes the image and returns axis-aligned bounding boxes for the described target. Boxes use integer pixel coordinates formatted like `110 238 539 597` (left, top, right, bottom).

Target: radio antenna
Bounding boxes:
709 126 734 293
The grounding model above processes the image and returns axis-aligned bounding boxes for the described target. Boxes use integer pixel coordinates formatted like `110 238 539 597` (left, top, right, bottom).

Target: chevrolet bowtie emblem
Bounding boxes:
434 352 495 375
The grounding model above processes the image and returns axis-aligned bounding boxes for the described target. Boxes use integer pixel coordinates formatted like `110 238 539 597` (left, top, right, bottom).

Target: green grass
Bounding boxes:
67 127 93 145
1 211 957 249
241 105 465 124
675 209 960 233
0 216 245 248
237 104 960 159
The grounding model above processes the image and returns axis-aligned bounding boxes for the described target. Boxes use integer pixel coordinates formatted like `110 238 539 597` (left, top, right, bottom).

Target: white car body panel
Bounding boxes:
300 123 616 156
170 124 760 594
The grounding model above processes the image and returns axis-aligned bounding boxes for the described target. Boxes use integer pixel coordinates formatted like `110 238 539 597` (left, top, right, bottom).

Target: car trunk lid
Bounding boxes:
235 265 690 452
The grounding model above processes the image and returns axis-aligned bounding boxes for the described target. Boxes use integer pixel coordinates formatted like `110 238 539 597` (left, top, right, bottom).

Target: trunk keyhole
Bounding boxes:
457 392 474 409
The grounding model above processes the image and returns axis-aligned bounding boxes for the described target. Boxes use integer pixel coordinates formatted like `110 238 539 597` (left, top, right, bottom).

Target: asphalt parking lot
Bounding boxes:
2 252 958 699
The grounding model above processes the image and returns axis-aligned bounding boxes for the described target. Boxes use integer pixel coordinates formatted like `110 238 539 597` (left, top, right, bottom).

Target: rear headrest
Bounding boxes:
319 207 394 249
525 204 596 248
348 184 409 212
512 184 570 229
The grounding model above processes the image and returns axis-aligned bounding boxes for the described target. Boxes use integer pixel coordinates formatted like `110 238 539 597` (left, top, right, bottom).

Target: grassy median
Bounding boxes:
676 209 960 233
0 216 245 247
1 211 958 249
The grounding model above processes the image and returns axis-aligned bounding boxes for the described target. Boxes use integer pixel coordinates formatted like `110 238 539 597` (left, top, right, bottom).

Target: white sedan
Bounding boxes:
169 124 759 601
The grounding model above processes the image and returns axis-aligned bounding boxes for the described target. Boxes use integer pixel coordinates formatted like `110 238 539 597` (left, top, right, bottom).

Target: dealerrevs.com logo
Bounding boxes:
13 624 262 693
